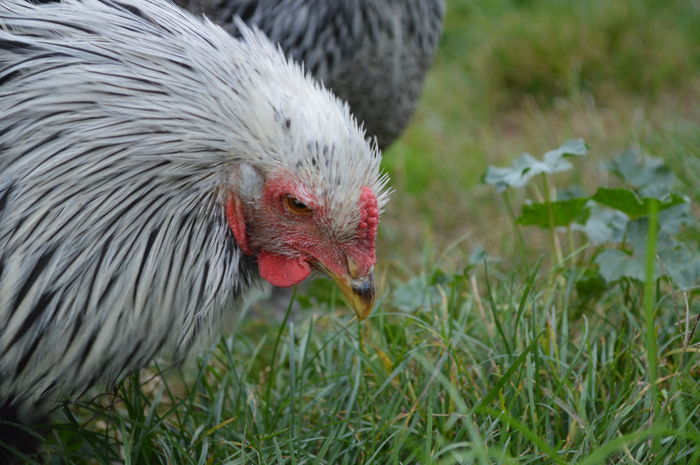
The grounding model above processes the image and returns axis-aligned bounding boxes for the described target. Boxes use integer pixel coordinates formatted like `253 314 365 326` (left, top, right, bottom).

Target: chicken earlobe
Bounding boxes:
225 194 253 255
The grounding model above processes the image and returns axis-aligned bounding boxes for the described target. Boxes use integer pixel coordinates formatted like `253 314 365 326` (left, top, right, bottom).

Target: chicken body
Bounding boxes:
176 0 445 149
0 0 388 446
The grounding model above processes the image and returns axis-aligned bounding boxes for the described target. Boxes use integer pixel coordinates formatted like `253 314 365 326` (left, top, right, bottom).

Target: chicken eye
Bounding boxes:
284 195 312 216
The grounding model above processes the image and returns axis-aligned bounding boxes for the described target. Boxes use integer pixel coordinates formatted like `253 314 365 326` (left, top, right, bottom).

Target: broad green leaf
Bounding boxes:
595 249 649 283
591 188 686 219
581 206 628 245
626 218 650 255
541 138 588 170
596 218 699 289
659 203 694 236
392 277 440 312
483 139 588 191
605 151 676 197
516 198 590 227
658 246 700 291
483 153 548 191
557 185 588 200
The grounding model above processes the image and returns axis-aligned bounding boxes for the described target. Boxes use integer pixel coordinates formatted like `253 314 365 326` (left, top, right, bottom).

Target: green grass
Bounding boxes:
11 0 700 462
36 250 700 463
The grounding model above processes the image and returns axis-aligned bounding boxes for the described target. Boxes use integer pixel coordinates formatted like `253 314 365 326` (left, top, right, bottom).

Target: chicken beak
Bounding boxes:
330 269 375 321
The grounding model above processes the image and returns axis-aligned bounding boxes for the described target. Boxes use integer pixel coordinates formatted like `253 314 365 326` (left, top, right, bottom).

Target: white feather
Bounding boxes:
0 0 389 409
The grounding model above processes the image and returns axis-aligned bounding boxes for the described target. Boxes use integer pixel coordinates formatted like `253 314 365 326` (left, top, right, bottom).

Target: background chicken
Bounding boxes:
0 0 388 459
174 0 446 149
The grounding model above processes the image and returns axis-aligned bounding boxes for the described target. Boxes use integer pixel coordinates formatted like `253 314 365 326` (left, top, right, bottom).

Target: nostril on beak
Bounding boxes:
346 255 362 279
351 270 375 305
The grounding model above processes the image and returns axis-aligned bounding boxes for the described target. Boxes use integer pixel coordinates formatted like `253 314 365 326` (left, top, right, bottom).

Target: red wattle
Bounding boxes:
257 251 311 287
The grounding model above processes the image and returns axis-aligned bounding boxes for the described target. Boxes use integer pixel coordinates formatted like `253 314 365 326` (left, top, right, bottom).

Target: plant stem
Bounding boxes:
541 174 563 267
567 226 576 264
502 190 526 257
643 200 660 427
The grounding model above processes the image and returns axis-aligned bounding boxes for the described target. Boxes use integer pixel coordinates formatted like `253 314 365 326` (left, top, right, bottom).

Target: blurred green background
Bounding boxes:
381 0 700 274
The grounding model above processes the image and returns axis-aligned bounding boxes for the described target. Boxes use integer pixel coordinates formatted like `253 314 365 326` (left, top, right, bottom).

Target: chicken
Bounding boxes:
174 0 446 149
0 0 389 458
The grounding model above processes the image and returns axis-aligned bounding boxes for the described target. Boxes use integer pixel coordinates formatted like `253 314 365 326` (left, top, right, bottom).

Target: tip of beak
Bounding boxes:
330 269 376 321
350 272 375 320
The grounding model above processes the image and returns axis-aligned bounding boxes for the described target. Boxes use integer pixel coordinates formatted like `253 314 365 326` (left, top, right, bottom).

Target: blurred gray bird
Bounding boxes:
174 0 446 149
0 0 389 458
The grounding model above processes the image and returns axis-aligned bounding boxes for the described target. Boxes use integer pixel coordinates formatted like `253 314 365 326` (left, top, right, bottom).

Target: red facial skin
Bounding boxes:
226 177 378 287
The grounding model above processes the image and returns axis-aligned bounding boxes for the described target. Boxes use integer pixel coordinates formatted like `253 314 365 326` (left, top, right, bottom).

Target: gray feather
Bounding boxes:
174 0 446 149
